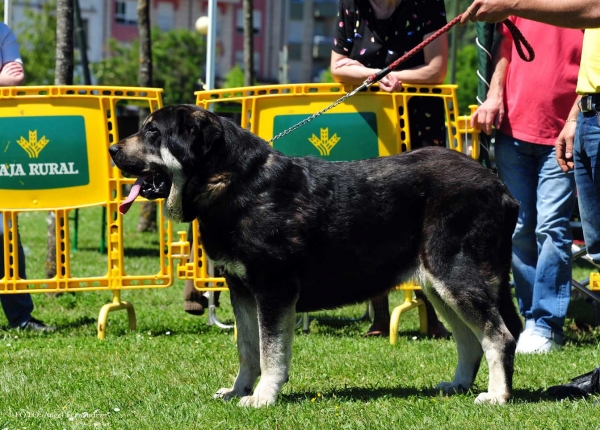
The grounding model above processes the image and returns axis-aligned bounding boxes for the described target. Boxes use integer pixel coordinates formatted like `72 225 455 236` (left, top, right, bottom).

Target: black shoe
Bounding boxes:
546 367 600 399
19 317 56 332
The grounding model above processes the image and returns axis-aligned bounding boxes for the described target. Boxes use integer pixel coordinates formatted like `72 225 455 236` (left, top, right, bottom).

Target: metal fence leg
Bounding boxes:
206 259 234 330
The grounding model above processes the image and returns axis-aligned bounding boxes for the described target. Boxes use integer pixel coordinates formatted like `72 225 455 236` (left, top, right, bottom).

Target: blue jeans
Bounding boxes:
0 213 34 328
495 132 575 345
574 111 600 264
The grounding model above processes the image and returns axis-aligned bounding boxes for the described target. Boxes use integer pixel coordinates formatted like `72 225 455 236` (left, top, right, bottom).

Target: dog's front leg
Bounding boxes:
238 296 298 408
214 286 261 401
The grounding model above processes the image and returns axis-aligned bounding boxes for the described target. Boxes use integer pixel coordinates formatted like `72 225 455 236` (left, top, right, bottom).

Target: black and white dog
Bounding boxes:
109 104 521 406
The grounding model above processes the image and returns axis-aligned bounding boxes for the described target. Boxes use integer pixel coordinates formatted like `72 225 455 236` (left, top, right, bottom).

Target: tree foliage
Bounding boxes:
223 66 245 88
91 28 206 105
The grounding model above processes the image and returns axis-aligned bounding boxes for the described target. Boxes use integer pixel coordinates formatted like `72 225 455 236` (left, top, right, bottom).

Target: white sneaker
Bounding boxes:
516 333 561 354
522 319 535 335
515 320 535 349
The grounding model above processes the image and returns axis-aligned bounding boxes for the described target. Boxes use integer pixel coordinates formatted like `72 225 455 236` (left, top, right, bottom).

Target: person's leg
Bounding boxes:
529 144 575 347
494 132 538 328
184 222 208 315
0 214 34 328
574 112 600 264
366 293 390 336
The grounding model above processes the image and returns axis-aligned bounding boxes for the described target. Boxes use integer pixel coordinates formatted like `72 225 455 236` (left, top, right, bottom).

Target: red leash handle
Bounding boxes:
502 19 535 63
366 14 535 86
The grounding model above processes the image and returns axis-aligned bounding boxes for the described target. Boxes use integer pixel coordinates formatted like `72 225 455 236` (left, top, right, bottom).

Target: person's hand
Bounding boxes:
555 121 576 173
470 95 504 135
377 75 402 93
0 61 24 77
460 0 511 24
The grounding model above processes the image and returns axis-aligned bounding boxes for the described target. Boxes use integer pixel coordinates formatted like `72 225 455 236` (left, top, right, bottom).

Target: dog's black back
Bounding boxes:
193 114 516 316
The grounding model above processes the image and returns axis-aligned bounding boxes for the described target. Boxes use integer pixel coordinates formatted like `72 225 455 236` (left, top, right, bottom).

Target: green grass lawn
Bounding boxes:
1 207 600 429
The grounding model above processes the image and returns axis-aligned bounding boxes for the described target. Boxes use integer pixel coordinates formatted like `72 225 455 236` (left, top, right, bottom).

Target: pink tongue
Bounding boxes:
119 175 148 215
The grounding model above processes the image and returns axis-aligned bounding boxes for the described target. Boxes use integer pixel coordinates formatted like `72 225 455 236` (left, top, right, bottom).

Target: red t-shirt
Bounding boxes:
498 18 583 145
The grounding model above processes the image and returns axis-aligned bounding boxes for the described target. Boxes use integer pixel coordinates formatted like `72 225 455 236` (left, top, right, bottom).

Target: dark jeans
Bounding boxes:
0 214 34 327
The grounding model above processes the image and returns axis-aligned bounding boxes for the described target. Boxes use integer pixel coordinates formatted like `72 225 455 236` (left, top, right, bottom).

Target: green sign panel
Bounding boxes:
272 112 379 161
0 116 89 190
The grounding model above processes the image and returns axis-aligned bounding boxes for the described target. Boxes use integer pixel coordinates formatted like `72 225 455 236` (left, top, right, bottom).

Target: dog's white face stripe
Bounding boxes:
160 145 186 222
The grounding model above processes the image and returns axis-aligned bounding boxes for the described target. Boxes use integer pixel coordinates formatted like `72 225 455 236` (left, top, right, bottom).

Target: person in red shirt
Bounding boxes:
471 18 582 353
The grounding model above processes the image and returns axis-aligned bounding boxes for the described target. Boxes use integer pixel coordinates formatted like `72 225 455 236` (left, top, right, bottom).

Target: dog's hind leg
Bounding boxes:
425 274 517 404
214 286 261 402
238 294 298 408
474 281 519 404
423 288 483 394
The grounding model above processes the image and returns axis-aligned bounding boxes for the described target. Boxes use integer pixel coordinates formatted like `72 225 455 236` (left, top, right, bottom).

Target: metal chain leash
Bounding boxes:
268 83 373 143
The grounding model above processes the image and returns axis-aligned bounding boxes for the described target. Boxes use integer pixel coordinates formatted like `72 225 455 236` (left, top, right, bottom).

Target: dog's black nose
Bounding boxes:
108 145 119 157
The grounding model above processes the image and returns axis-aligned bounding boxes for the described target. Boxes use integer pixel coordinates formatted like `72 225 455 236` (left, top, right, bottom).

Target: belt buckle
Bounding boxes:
584 95 593 112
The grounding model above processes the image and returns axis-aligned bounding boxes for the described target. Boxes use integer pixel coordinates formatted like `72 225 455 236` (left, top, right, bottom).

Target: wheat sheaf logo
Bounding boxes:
308 128 340 156
17 130 49 158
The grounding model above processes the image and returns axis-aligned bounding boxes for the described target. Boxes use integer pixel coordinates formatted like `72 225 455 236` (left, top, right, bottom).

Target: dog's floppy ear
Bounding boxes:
188 108 223 155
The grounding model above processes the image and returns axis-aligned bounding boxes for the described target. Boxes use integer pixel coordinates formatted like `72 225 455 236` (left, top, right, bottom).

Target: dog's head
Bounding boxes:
108 104 224 222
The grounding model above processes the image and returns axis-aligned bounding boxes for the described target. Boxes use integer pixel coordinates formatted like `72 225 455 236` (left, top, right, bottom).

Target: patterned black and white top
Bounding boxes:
332 0 448 147
332 0 448 70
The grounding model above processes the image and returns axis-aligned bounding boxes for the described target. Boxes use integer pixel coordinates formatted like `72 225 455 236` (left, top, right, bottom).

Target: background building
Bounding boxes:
6 0 339 86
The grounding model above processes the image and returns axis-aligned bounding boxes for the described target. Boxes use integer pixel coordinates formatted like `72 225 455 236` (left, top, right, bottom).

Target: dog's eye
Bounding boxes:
145 128 160 139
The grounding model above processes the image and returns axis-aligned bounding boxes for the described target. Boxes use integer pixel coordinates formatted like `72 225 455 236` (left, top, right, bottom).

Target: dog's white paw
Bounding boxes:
238 394 276 408
214 387 242 401
474 392 508 405
435 381 469 395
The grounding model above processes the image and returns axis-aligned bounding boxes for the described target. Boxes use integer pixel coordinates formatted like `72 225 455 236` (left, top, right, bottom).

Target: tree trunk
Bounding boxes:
47 0 74 278
136 0 157 233
243 0 254 87
138 0 152 88
55 0 74 86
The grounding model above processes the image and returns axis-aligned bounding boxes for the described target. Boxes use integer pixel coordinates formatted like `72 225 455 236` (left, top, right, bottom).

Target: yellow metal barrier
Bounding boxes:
0 84 486 339
0 85 191 339
188 83 480 338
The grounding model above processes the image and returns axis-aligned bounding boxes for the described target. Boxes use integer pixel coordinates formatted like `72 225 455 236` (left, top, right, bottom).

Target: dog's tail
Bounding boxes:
498 193 522 342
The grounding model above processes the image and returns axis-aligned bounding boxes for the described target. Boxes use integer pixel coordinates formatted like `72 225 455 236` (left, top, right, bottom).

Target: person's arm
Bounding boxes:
330 51 379 85
330 51 402 92
387 34 449 85
462 0 600 29
0 61 25 86
330 32 447 91
470 32 511 135
555 96 581 173
0 24 25 86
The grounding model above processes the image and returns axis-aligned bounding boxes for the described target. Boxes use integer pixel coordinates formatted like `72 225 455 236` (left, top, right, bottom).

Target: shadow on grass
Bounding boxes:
56 316 98 330
282 385 438 404
564 325 600 346
282 385 548 404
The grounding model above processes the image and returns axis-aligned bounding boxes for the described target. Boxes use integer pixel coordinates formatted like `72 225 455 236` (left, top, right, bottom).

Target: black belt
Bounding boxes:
580 94 600 113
